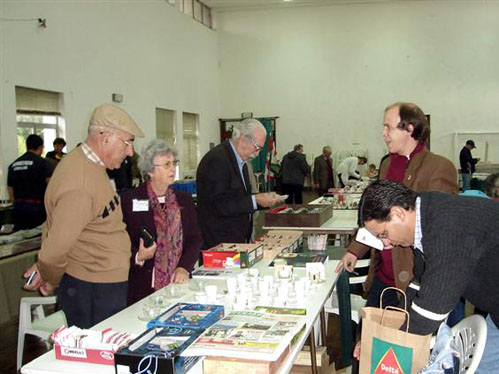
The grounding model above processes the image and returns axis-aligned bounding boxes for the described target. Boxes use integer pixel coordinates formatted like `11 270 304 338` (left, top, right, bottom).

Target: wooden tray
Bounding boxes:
264 205 333 228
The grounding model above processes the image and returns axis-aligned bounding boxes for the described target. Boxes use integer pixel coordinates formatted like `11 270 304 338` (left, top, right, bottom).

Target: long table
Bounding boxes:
21 253 343 374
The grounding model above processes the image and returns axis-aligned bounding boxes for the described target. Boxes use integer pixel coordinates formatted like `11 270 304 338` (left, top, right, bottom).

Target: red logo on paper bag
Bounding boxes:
374 347 405 374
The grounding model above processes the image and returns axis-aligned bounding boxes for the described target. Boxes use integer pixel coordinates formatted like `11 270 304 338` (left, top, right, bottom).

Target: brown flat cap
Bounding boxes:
90 104 144 137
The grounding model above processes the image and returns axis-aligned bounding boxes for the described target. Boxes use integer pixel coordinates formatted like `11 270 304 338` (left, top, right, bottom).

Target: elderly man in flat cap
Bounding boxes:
24 104 144 328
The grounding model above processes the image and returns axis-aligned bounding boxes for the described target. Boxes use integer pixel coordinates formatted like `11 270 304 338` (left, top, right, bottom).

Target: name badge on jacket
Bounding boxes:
132 199 149 212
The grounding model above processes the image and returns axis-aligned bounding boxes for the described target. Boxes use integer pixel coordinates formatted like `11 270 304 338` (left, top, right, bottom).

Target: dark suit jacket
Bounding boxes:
408 192 499 334
121 184 202 305
196 140 254 248
313 155 334 190
348 147 459 292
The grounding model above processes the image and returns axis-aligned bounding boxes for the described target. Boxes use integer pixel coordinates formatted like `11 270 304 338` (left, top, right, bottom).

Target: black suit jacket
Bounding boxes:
196 140 254 248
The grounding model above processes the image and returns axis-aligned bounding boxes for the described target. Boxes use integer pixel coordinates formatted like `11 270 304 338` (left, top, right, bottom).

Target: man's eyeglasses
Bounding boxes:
100 131 134 147
247 136 262 152
118 137 134 147
154 160 180 169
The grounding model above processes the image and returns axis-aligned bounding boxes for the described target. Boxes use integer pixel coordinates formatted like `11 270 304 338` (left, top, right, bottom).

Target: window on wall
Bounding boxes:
156 108 176 146
156 107 179 180
15 86 65 156
167 0 212 29
182 112 199 179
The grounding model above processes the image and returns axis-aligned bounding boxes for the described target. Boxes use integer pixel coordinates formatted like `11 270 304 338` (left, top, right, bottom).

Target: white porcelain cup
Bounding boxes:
195 291 207 304
274 297 286 307
205 285 218 302
249 268 259 278
278 284 288 299
236 293 247 306
303 277 312 290
237 273 247 287
259 279 269 296
263 275 274 289
226 277 237 295
295 279 305 299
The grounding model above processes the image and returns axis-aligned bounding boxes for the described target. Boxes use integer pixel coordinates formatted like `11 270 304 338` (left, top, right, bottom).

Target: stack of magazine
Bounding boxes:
182 307 306 374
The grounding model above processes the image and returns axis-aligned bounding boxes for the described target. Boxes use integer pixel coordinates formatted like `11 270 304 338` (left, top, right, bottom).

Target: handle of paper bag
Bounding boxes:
380 306 410 333
379 286 407 311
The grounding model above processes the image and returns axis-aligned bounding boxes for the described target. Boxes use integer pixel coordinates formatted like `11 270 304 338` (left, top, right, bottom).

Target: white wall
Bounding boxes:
217 1 499 167
0 0 220 194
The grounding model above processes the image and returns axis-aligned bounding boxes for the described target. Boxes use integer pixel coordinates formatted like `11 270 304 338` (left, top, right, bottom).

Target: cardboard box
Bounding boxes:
290 346 332 374
256 230 304 259
202 243 263 268
147 303 225 330
203 346 290 374
264 205 333 228
261 244 289 260
114 327 203 374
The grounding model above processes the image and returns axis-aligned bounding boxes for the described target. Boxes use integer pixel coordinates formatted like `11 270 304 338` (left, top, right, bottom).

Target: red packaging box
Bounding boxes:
54 343 116 365
202 243 263 269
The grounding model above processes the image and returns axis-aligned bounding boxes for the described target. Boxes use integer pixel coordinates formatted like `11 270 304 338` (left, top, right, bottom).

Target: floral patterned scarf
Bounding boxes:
147 182 183 290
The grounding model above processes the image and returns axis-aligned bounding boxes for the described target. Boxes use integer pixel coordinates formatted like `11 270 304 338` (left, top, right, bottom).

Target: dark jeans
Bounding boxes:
57 273 128 328
366 275 400 308
13 201 46 230
282 183 303 204
447 297 465 327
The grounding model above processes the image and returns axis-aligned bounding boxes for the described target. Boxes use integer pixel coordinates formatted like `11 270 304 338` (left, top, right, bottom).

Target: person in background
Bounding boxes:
121 140 202 305
459 139 480 191
196 119 281 248
7 134 54 230
107 156 133 194
357 180 499 374
281 144 310 204
313 145 334 196
336 156 367 188
23 104 144 328
367 163 378 179
484 173 499 201
45 137 67 163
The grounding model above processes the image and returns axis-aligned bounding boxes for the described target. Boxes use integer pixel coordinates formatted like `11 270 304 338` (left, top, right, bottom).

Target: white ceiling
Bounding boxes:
202 0 397 12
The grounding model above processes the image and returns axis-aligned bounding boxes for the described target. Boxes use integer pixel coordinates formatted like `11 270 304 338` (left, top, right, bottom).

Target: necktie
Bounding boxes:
242 163 251 193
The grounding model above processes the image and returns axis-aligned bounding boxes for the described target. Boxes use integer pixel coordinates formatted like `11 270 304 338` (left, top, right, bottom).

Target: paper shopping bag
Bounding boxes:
359 294 431 374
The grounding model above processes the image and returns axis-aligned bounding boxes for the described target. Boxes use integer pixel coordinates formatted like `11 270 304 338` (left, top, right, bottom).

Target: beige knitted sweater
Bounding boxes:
38 147 131 286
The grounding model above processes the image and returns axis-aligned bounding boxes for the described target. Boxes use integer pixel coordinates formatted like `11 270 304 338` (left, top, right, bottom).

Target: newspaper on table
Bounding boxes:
181 307 306 362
